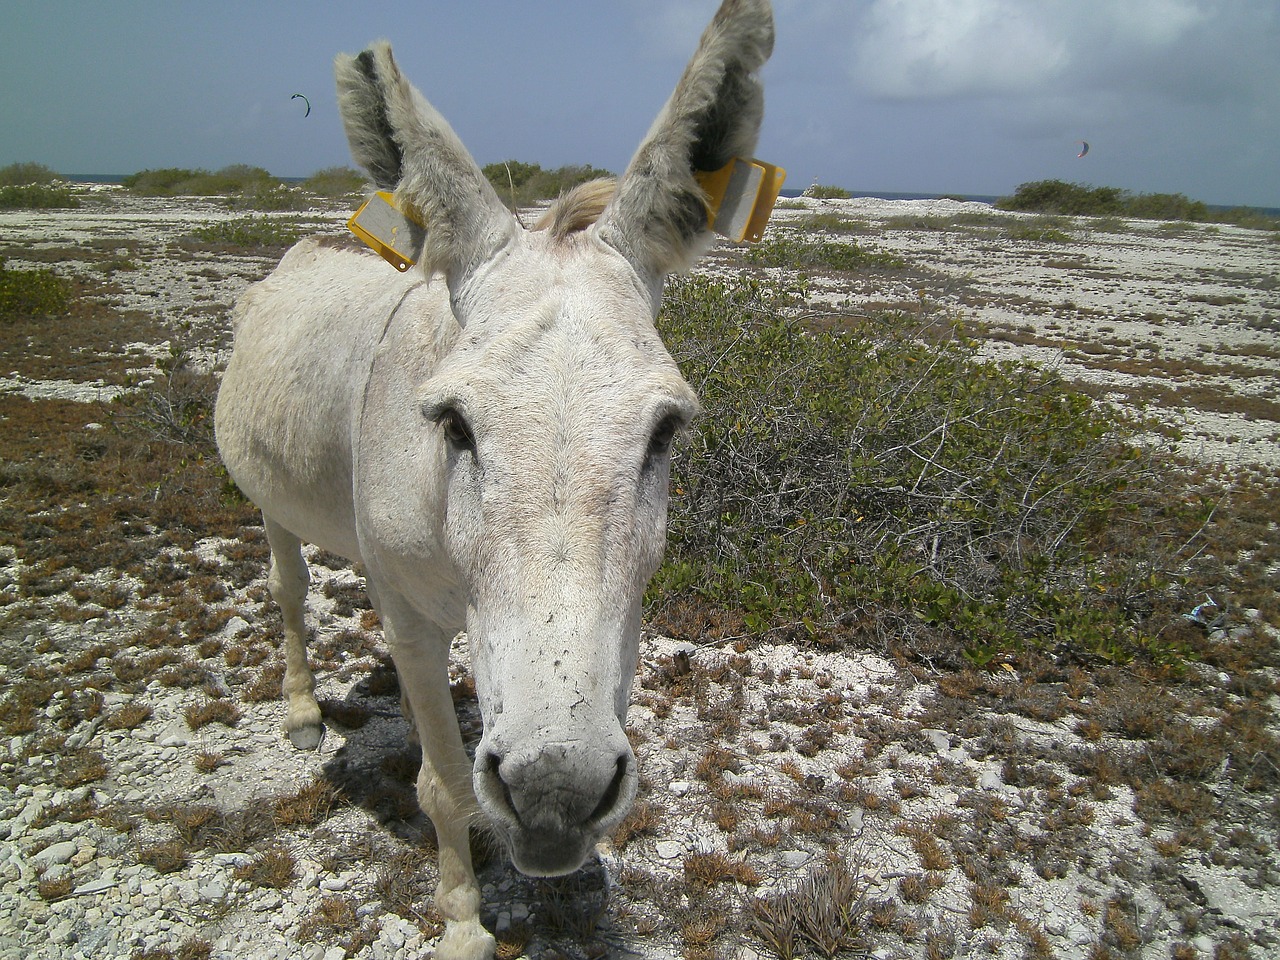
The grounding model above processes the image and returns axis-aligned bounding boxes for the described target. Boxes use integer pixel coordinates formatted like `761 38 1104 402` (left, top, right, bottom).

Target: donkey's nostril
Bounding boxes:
587 754 631 826
479 749 521 827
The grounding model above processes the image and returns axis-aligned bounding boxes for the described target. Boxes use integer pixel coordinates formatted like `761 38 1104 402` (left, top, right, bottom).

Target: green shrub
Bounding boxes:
1216 207 1280 232
0 183 81 210
998 180 1213 223
186 216 301 249
800 212 864 234
124 165 280 197
230 183 310 212
803 184 851 200
998 181 1124 217
1122 192 1208 222
746 235 905 271
0 257 71 318
1004 217 1074 244
649 276 1196 665
0 162 64 186
122 167 199 195
301 166 366 199
481 160 613 208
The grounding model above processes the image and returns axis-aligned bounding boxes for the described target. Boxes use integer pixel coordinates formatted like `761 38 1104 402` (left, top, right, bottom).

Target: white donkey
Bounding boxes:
215 1 773 955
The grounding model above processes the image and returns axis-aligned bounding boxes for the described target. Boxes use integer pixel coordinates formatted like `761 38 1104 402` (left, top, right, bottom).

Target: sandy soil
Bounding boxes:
1 188 1277 960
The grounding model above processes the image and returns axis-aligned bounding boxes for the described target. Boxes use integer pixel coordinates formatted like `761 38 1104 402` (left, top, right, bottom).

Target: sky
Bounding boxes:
3 0 1278 208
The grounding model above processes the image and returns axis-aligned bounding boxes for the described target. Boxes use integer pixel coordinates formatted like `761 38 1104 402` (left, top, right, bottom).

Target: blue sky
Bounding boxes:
3 0 1278 207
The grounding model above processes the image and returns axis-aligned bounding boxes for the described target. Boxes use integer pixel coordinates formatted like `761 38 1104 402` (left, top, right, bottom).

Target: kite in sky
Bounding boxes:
291 93 311 117
1077 140 1090 158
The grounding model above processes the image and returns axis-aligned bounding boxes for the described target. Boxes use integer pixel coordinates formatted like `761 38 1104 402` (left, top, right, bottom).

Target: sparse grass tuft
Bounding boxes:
193 749 227 773
372 847 432 919
751 857 869 959
183 698 241 730
137 839 189 874
36 872 75 900
105 701 153 730
233 846 296 889
683 851 762 887
272 777 344 827
56 749 107 787
298 895 380 954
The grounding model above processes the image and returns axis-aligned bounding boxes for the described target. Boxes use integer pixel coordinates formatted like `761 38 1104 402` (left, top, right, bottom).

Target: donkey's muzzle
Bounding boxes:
475 737 637 876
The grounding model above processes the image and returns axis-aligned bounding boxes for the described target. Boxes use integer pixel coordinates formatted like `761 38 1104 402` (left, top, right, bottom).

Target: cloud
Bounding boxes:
847 0 1220 101
853 0 1068 98
833 0 1280 120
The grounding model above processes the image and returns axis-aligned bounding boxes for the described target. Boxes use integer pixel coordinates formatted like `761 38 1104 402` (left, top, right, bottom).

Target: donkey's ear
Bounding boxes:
334 42 518 286
596 0 774 280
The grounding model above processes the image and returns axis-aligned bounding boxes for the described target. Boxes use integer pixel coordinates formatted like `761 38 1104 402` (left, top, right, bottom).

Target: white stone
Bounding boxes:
33 840 78 867
979 768 1005 790
919 728 950 753
655 840 684 859
780 850 812 869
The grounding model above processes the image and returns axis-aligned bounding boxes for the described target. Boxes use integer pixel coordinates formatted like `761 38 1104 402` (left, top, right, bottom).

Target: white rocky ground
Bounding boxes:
1 188 1277 959
763 196 1280 471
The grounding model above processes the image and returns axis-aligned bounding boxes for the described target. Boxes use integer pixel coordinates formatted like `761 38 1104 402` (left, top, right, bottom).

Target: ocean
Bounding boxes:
63 176 1275 217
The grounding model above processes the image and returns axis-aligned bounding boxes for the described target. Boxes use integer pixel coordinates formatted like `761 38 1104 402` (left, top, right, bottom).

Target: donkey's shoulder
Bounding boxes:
230 235 409 337
275 234 379 272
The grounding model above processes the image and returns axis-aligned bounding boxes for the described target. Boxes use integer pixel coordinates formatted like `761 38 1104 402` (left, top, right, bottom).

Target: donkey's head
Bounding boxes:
335 0 773 876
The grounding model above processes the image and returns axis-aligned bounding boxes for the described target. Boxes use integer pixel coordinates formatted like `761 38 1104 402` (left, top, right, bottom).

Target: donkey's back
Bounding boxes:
215 238 436 559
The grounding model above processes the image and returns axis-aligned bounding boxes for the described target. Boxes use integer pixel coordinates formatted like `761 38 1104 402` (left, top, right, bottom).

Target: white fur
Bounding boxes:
214 3 772 957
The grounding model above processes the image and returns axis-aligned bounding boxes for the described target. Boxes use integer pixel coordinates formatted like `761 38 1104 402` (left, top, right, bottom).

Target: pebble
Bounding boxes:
979 768 1006 790
780 850 812 869
32 840 78 868
655 840 684 859
919 728 950 753
74 875 118 896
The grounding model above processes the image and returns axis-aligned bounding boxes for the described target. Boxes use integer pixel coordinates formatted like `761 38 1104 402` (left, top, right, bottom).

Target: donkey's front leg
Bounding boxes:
380 595 494 960
264 519 324 750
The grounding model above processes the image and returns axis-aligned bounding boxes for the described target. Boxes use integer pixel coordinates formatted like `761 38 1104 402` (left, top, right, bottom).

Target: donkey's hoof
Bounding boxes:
435 918 495 960
287 724 325 751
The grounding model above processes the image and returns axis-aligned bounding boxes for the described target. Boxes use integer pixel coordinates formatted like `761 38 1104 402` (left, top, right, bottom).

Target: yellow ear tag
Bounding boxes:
695 158 787 243
347 192 425 272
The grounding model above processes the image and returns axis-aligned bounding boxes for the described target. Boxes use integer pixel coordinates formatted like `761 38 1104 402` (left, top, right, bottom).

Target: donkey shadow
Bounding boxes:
316 651 629 957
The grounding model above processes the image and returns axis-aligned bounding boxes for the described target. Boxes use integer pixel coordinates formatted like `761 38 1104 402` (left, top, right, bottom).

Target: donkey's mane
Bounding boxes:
532 178 618 240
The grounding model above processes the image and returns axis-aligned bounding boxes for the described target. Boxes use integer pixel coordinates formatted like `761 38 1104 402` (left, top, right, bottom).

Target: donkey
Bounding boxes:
214 1 773 956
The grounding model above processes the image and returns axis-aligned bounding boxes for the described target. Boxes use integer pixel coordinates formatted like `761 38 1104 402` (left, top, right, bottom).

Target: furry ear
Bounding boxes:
596 0 773 279
334 42 518 285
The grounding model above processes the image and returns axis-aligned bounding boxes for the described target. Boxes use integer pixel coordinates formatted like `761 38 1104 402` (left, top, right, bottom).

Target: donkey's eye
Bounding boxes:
646 415 680 461
439 409 474 449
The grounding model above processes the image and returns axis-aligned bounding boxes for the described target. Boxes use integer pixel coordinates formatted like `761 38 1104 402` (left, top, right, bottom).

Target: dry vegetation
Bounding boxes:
1 186 1277 959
